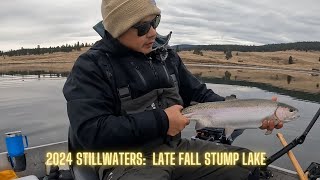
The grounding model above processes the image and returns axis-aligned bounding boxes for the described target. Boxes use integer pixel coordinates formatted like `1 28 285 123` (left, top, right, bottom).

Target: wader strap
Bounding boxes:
119 85 183 114
170 74 177 83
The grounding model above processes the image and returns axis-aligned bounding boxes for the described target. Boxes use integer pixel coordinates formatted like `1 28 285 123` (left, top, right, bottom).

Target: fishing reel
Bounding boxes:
192 128 223 141
192 127 235 145
306 162 320 180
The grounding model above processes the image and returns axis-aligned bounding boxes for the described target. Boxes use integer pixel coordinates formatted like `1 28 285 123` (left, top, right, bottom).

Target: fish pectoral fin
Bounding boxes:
224 127 235 140
193 115 212 130
195 122 205 130
265 130 273 135
274 119 281 126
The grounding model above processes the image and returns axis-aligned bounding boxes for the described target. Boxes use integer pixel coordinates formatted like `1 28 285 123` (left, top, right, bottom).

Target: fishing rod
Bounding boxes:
260 107 320 179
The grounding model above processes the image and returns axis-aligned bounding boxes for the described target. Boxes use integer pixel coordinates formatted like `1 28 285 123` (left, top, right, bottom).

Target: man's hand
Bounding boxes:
260 96 284 131
165 105 190 136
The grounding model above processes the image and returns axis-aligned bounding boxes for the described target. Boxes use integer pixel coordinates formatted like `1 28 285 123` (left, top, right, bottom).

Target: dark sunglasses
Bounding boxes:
132 15 161 36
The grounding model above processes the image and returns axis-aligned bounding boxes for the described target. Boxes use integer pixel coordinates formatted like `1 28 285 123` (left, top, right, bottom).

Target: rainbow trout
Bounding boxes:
182 99 299 139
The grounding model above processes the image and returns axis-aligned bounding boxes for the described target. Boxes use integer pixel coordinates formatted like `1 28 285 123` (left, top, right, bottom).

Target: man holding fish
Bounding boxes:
63 0 299 179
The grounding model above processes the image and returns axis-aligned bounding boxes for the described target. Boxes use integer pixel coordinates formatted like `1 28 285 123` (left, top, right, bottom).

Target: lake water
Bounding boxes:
0 72 319 171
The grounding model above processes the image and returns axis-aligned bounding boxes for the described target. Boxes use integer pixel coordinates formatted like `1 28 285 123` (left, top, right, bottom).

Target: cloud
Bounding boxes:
0 0 101 51
1 0 320 51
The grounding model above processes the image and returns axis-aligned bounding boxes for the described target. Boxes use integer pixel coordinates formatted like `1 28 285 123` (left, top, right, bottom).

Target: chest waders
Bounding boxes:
96 52 184 179
100 48 184 149
94 53 260 180
116 65 184 147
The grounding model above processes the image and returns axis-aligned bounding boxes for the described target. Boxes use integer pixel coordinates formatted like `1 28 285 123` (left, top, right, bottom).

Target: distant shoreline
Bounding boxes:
185 63 320 75
1 48 319 72
1 48 319 95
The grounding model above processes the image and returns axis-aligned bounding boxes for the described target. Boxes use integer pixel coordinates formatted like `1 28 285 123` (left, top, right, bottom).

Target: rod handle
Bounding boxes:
276 133 308 180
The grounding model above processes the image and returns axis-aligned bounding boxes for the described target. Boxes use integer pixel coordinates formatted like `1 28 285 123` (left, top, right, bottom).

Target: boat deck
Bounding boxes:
0 141 300 179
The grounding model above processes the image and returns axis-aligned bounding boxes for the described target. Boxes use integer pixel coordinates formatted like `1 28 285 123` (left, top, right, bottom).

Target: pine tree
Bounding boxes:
193 49 203 56
224 71 231 80
76 41 81 51
175 45 180 52
288 56 293 64
226 50 232 60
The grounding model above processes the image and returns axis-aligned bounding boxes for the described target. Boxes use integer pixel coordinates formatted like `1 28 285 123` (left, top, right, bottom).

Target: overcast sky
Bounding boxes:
1 0 319 51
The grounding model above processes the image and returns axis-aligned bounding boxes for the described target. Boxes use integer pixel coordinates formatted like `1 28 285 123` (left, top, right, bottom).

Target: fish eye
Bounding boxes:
289 109 294 112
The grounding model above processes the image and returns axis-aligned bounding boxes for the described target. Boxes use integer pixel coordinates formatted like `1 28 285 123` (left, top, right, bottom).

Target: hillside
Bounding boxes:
174 42 320 52
1 48 319 96
1 47 320 72
179 50 320 72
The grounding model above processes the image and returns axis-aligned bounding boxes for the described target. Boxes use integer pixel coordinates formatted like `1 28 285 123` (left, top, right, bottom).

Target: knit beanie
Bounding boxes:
101 0 161 38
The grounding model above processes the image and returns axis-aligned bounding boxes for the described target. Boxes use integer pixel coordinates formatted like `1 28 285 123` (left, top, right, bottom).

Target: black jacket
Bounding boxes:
63 30 225 151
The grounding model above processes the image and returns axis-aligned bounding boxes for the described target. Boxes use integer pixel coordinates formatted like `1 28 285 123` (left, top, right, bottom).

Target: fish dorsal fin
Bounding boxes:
190 101 199 106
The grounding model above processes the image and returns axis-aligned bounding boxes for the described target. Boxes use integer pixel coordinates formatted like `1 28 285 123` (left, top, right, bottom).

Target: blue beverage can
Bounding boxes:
5 131 28 156
5 131 28 171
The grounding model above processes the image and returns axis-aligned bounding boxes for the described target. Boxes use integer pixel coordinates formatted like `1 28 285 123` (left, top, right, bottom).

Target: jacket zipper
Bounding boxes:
131 62 147 87
147 57 162 108
161 61 170 83
147 57 158 80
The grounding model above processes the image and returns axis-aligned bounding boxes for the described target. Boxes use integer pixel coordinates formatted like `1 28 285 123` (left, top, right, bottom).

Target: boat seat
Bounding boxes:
70 165 100 180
